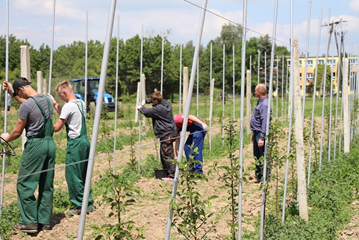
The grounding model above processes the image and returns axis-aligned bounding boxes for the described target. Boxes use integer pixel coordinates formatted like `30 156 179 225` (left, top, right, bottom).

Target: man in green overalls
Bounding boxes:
50 81 93 216
2 77 56 233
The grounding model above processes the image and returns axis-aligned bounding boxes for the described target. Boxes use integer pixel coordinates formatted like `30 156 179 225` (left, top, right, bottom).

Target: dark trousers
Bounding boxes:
253 132 270 181
160 133 176 178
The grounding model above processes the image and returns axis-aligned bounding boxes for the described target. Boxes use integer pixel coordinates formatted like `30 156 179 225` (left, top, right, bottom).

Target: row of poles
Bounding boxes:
1 0 359 239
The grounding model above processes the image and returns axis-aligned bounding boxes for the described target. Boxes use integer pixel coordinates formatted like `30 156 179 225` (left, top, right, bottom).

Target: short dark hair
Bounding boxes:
150 91 163 103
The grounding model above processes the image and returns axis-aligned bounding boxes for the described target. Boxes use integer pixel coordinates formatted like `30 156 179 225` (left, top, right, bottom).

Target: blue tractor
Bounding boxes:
70 78 116 112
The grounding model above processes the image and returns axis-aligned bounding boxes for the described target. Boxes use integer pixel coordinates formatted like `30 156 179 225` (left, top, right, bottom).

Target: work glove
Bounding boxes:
3 82 14 96
46 93 57 105
137 100 146 110
1 133 9 143
202 123 209 132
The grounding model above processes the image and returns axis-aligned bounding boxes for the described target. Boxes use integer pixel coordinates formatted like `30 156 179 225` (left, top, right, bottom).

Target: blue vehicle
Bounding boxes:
70 77 116 112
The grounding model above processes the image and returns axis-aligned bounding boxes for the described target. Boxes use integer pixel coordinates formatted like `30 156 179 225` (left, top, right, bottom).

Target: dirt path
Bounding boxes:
5 126 269 239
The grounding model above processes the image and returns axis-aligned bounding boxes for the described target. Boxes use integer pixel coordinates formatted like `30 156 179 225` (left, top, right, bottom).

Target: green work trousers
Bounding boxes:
66 135 93 210
17 136 56 225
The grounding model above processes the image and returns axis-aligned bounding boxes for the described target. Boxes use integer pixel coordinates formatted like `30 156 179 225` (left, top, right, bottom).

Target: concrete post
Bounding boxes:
246 69 251 134
183 67 189 113
293 38 308 221
343 59 350 153
37 71 43 94
42 79 47 95
20 45 31 151
20 45 31 82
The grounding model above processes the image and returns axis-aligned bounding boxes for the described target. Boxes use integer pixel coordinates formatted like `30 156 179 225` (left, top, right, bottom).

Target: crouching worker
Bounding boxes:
137 91 177 181
48 81 93 216
174 114 208 174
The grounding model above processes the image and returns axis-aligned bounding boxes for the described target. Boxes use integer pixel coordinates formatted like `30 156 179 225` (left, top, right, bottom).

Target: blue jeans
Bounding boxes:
184 130 206 174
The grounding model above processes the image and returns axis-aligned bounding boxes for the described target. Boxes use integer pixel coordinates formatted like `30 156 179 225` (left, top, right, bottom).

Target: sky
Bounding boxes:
0 0 358 56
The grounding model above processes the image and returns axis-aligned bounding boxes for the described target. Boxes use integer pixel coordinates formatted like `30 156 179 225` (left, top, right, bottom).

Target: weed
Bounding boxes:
140 154 162 178
0 201 20 239
53 187 72 214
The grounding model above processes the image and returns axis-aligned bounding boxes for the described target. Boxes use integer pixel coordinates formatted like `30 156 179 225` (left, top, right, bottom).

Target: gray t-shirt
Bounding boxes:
18 94 53 137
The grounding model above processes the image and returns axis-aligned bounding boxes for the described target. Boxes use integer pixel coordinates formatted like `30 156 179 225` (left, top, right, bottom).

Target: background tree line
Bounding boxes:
0 23 294 100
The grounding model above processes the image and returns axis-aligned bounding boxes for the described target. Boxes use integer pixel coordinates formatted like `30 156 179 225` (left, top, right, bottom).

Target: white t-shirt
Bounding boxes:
60 100 85 139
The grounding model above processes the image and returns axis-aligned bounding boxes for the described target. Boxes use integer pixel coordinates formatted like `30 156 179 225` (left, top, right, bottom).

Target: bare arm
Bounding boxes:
188 115 205 125
54 118 66 132
5 119 27 142
13 95 26 104
53 102 62 115
3 81 26 104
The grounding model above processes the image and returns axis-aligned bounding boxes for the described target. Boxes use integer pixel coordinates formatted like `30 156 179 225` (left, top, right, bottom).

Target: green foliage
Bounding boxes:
315 64 332 91
1 25 290 98
91 173 145 240
266 120 286 219
264 137 359 239
0 201 20 239
170 149 218 240
210 122 240 239
53 187 72 214
140 154 162 178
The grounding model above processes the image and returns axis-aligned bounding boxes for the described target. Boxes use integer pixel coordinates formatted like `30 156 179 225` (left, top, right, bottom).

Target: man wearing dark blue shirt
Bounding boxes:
250 83 269 183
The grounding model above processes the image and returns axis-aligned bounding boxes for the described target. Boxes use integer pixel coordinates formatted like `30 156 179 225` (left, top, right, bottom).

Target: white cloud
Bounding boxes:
350 0 359 12
13 0 86 21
